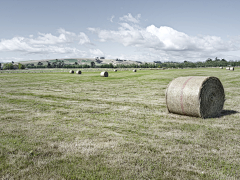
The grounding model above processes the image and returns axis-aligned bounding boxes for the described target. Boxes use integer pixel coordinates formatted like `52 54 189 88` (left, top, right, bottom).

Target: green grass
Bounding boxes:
0 68 240 179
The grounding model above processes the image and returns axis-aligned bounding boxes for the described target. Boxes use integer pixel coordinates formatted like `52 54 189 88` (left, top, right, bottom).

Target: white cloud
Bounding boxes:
57 28 76 36
110 15 115 22
78 32 91 45
90 23 235 52
88 20 240 61
28 28 80 45
89 49 104 57
0 37 37 52
23 28 78 45
119 13 141 24
0 28 92 55
146 25 238 52
89 23 162 48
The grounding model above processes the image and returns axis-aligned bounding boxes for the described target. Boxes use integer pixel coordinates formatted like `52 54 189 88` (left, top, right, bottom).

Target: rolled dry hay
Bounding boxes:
133 69 137 72
69 70 74 74
100 71 108 77
219 67 223 69
226 67 230 70
230 67 234 71
166 76 225 118
114 69 117 72
76 70 82 74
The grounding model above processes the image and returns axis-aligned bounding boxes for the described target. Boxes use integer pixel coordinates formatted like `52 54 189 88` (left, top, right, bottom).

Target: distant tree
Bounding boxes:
57 60 64 68
206 58 212 62
109 63 114 68
3 63 14 70
18 63 25 69
47 61 51 68
52 62 57 68
37 62 43 66
90 61 95 68
83 64 90 68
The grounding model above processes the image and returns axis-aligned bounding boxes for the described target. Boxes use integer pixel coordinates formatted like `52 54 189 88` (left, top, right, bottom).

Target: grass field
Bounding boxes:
0 68 240 179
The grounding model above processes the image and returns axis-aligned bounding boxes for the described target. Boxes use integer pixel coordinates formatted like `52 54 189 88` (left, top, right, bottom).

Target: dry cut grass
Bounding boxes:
0 68 240 179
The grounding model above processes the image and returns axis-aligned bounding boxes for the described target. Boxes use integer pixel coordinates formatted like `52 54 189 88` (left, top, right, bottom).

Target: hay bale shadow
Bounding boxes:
218 110 239 117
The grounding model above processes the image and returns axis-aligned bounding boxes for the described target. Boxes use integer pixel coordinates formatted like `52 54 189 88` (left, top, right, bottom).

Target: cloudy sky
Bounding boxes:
1 0 240 63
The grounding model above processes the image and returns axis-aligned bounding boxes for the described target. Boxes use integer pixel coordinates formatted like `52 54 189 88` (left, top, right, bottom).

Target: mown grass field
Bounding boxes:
0 68 240 179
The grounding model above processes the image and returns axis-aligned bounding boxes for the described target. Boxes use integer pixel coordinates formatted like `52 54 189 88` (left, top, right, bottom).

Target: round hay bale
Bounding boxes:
69 70 74 74
226 67 230 70
100 71 108 77
165 76 225 118
133 69 137 72
76 70 82 74
114 69 117 72
219 67 223 69
230 67 234 71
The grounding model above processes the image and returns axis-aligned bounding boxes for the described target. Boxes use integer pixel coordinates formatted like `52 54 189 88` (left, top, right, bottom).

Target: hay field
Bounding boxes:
0 68 240 179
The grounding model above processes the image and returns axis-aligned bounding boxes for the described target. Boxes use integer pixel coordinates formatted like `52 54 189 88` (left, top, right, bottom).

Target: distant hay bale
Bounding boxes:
100 71 108 77
76 70 81 74
69 70 74 74
114 69 117 72
133 69 137 72
230 67 234 71
165 76 225 118
226 67 230 70
219 67 223 69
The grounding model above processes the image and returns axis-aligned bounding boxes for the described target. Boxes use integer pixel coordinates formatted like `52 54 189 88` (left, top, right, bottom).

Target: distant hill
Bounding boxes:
18 58 144 66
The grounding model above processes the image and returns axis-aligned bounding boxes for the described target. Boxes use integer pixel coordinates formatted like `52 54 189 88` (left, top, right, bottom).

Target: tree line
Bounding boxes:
1 61 25 70
1 57 240 70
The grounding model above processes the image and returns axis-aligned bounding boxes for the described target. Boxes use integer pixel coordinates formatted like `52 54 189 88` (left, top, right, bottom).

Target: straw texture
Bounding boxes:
165 76 225 118
100 71 108 77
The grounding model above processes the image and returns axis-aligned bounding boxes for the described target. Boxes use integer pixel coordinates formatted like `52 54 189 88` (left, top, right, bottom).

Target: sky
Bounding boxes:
1 0 240 63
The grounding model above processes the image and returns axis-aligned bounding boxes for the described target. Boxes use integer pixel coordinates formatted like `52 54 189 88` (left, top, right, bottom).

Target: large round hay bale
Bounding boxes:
100 71 108 77
219 67 223 69
133 69 137 72
76 70 82 74
165 76 225 118
69 70 74 74
230 67 234 71
114 69 117 72
226 67 230 70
